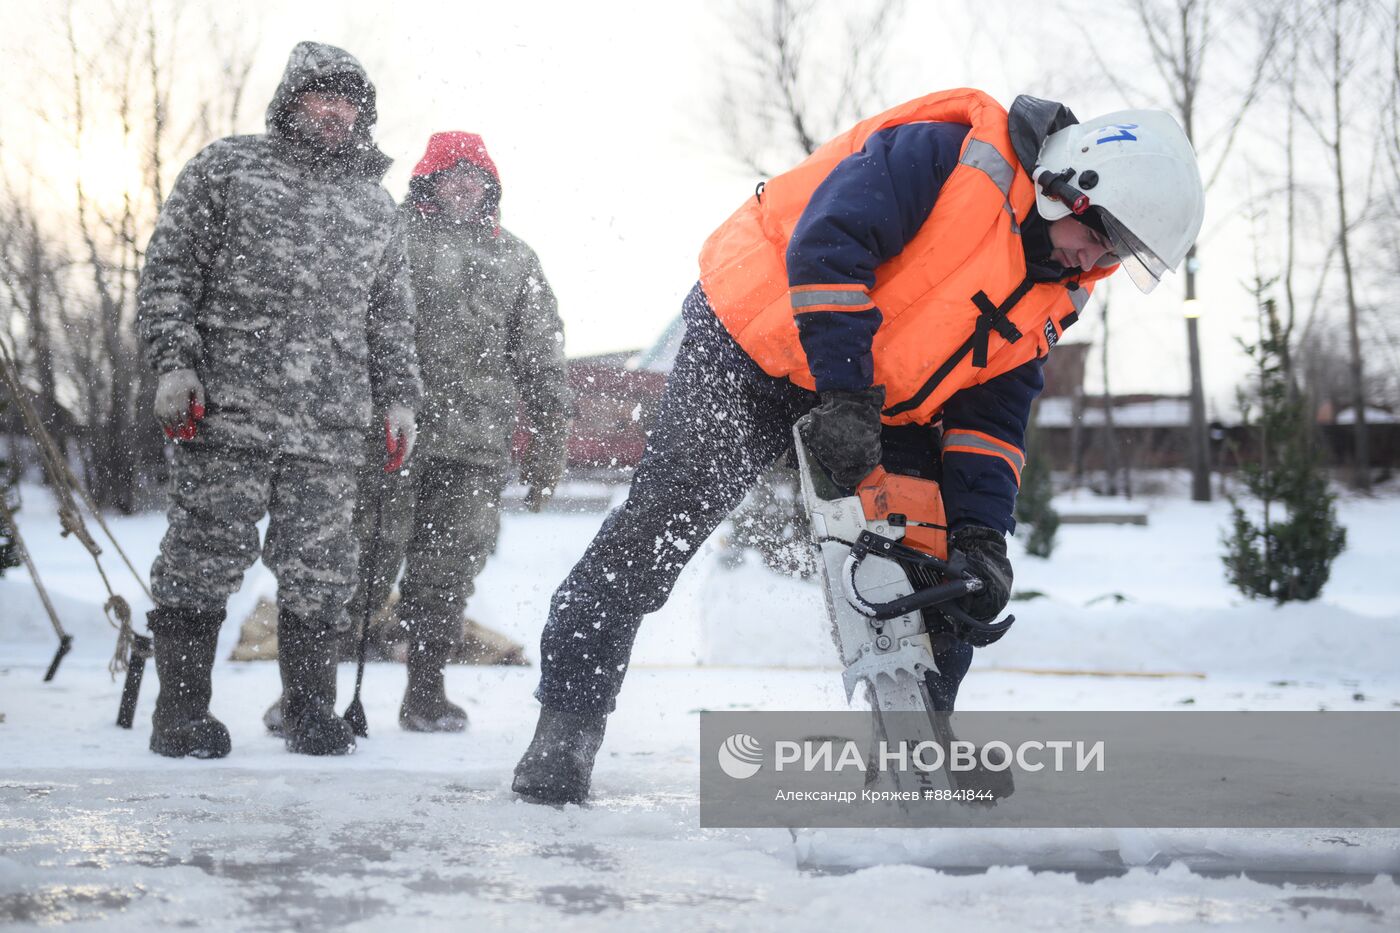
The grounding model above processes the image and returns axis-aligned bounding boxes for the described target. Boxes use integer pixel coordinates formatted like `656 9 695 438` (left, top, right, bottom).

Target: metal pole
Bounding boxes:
342 475 385 738
1184 251 1211 502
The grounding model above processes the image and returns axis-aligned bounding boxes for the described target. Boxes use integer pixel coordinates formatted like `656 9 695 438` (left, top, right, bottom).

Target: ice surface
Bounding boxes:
3 482 1400 929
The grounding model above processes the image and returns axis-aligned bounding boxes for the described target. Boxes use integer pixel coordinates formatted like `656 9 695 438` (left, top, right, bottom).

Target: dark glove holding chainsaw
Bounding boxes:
800 385 885 488
951 524 1013 623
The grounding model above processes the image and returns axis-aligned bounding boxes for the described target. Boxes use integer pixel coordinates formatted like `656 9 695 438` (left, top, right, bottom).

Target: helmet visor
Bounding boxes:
1097 208 1172 294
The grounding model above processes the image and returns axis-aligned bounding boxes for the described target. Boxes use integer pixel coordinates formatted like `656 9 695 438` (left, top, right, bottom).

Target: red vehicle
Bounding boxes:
513 316 682 475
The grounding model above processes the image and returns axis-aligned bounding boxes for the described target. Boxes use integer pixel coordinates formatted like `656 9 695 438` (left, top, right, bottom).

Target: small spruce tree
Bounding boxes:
1015 410 1060 558
1223 297 1346 602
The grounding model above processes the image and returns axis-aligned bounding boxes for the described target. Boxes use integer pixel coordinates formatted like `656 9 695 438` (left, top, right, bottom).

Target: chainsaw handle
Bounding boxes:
840 531 1017 645
938 598 1017 641
841 543 974 620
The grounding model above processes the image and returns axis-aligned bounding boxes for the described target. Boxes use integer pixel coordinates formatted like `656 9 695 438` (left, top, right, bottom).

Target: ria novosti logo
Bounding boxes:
715 734 1106 778
717 733 764 779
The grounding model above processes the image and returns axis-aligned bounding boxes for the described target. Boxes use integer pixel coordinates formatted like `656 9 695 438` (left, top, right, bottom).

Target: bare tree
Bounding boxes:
1322 0 1370 489
1086 0 1282 500
1091 0 1282 192
714 0 906 175
1096 291 1130 497
1371 0 1400 410
1290 0 1391 490
190 12 260 153
4 0 260 510
60 3 151 511
1275 5 1306 387
1374 2 1400 277
0 181 70 439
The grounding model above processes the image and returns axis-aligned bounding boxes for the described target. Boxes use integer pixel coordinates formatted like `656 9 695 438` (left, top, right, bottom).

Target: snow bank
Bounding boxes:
4 484 1400 682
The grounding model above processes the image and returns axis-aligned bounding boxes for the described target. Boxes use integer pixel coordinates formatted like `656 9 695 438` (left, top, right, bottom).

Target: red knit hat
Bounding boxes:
412 131 499 182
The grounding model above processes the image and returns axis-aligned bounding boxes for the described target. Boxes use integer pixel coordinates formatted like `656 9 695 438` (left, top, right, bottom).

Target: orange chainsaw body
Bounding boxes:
855 467 949 560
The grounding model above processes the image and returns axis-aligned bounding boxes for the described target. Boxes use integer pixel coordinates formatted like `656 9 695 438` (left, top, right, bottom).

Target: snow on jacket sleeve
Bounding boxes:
785 121 970 393
366 212 423 413
939 358 1044 534
507 243 572 449
136 142 227 375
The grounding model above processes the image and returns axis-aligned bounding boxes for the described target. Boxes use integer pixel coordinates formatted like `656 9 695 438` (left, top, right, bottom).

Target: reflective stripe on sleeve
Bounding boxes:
942 428 1026 484
790 284 876 313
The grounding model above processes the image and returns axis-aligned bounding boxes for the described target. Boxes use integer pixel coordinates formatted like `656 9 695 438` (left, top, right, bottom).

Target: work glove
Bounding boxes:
950 525 1013 623
520 423 568 512
154 368 206 441
800 385 885 488
383 404 417 473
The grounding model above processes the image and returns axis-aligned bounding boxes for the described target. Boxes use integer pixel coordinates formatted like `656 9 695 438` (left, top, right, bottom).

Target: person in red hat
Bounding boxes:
349 132 570 732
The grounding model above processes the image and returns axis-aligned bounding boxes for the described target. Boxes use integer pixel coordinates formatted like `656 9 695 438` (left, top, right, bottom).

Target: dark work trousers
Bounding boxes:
534 283 973 714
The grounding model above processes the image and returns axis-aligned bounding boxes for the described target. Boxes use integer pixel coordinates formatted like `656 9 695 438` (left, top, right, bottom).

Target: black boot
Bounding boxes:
148 606 231 759
922 636 1014 802
265 618 361 734
512 706 607 804
277 608 356 756
400 640 468 733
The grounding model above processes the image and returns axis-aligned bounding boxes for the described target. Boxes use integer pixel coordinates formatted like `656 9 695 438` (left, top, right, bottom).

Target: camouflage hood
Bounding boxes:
265 41 391 179
137 42 420 465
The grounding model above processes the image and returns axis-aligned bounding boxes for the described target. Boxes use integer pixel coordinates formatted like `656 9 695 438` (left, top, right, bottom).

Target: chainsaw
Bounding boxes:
792 419 1016 794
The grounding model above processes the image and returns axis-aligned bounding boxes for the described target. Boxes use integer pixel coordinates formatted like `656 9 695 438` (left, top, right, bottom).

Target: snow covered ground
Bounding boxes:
2 479 1399 930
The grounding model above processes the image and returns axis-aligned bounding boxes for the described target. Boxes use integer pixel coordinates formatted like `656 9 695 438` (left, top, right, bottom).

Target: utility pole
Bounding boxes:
1184 251 1210 502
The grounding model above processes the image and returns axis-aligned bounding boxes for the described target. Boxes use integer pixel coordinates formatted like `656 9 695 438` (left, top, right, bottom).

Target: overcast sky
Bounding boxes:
0 0 1365 417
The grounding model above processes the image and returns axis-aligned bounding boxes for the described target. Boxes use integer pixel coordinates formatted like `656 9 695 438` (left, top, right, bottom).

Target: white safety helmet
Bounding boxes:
1033 109 1205 293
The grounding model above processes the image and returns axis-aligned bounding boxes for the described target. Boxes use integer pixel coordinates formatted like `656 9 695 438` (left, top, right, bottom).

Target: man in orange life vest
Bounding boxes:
513 90 1206 804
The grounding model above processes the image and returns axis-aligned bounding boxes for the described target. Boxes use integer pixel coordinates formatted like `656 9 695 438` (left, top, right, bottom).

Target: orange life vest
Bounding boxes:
698 88 1112 426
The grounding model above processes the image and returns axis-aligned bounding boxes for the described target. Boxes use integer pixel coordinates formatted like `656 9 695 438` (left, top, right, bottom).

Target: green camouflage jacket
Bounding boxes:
136 41 421 464
403 208 569 468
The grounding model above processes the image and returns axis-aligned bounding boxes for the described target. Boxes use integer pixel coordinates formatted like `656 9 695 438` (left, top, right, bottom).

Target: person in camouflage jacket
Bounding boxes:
356 131 570 733
135 41 421 759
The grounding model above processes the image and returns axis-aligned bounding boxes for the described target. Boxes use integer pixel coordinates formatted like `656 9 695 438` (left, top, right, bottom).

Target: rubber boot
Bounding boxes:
148 606 231 759
511 706 607 804
400 640 468 733
261 620 363 733
277 608 356 756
